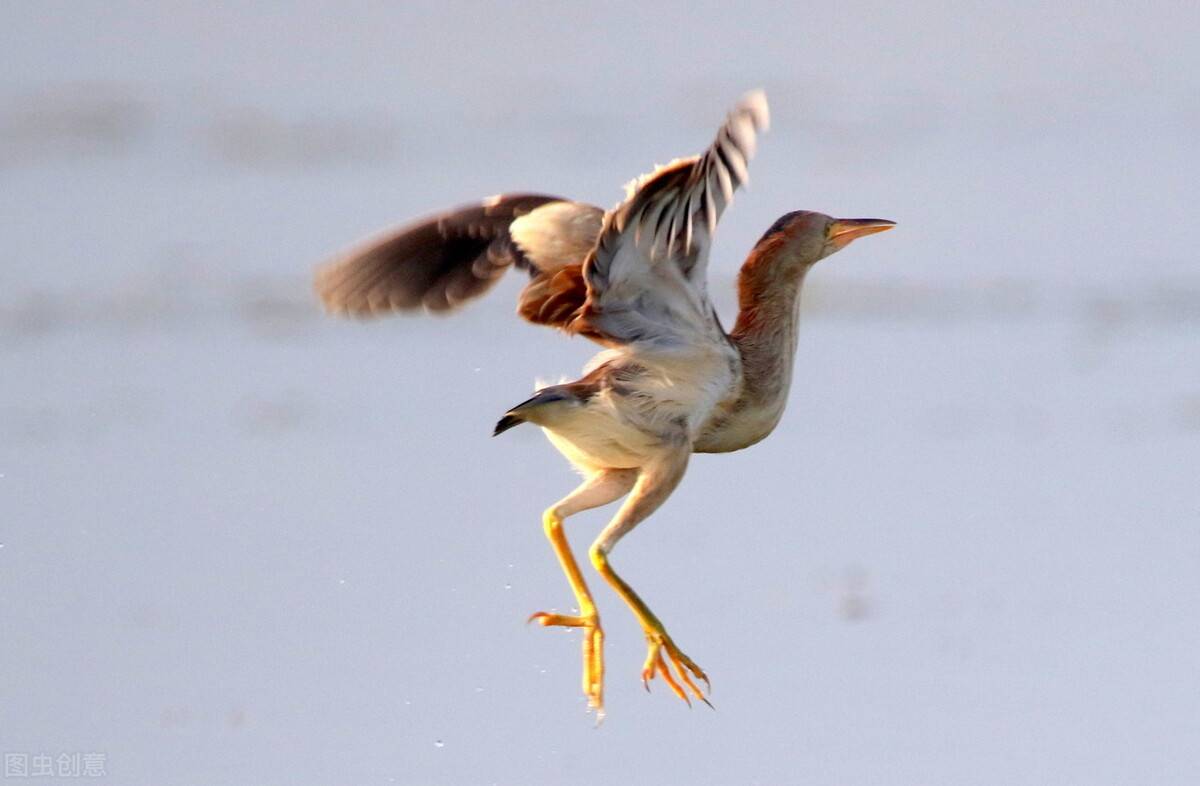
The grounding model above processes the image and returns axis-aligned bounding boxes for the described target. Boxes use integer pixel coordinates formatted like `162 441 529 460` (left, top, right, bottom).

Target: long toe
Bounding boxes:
530 609 605 717
528 611 591 627
642 631 712 708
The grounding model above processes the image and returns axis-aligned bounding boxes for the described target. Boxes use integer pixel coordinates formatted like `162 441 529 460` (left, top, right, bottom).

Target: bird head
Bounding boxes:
758 211 895 268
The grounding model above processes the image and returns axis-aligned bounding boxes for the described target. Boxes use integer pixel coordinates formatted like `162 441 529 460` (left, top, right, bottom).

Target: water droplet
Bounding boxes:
337 579 346 585
503 583 512 590
474 686 485 693
434 740 445 748
506 563 514 570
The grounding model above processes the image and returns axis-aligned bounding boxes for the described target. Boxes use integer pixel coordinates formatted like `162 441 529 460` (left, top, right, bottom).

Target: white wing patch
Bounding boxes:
509 201 605 274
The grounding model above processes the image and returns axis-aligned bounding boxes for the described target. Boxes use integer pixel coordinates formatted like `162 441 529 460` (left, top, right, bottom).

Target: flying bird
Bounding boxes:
314 90 894 720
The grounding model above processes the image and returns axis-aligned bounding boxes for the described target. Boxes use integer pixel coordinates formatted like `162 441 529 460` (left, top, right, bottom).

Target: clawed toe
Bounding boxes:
529 606 711 716
529 609 605 717
528 611 589 627
642 633 712 709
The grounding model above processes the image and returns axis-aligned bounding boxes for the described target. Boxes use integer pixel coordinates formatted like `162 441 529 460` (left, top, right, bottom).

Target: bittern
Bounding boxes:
314 91 894 719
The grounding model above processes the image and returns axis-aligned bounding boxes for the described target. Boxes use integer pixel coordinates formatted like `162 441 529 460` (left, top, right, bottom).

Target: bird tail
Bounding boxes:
492 386 582 437
493 412 525 436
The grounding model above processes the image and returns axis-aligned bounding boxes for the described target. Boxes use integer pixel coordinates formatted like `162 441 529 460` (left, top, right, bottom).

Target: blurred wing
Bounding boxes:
314 193 601 316
575 90 769 350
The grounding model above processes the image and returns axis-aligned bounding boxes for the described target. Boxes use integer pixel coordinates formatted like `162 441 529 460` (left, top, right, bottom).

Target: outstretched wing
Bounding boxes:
571 90 770 351
313 89 767 345
314 194 602 316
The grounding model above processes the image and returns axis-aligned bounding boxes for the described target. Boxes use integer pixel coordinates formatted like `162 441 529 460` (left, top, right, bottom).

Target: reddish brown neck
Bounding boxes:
694 237 813 453
731 235 805 330
729 235 810 405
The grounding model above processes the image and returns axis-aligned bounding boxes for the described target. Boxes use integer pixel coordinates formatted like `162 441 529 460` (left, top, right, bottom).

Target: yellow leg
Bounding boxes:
529 508 605 714
585 450 711 707
528 469 637 720
590 548 711 707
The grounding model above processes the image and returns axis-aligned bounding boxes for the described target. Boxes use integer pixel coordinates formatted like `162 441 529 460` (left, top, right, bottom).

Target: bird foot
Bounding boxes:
641 629 712 709
528 611 605 719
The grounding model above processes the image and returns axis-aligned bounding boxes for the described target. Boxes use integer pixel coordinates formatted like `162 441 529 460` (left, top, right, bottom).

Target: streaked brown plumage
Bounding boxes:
314 91 894 720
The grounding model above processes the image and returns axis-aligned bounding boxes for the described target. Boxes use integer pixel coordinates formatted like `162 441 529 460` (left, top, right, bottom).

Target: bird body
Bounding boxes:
314 91 894 719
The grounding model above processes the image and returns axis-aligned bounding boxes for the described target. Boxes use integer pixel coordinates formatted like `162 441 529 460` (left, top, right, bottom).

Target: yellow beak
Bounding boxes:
829 218 896 247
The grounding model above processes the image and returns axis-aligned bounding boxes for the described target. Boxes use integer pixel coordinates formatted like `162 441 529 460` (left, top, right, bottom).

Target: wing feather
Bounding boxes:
572 90 770 351
313 90 769 352
314 193 595 317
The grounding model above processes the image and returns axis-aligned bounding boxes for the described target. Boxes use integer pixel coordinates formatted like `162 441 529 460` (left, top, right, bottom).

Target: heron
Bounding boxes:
314 90 894 719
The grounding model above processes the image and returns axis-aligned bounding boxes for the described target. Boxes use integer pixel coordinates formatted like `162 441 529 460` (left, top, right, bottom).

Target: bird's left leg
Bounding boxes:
587 447 712 707
529 469 638 718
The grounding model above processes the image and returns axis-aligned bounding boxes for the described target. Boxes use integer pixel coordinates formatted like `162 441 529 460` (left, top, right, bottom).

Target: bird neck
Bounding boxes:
694 239 812 454
729 238 810 408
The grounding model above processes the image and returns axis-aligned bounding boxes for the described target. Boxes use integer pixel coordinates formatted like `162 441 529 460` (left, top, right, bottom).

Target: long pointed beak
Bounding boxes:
829 218 896 247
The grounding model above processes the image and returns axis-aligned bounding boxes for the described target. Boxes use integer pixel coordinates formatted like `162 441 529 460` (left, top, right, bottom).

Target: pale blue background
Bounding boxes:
2 2 1198 784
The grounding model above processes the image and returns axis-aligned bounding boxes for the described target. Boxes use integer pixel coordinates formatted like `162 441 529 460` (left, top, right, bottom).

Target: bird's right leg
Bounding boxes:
529 469 637 719
587 449 713 707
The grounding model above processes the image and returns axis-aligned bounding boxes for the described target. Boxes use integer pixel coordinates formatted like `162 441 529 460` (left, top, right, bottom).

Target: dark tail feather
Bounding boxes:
493 413 525 436
492 385 581 437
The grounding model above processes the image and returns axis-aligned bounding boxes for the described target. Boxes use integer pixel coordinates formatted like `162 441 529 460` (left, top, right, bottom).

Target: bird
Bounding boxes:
313 90 894 720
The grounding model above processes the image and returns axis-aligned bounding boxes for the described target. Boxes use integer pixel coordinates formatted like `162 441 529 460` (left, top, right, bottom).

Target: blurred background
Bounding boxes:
2 2 1198 784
